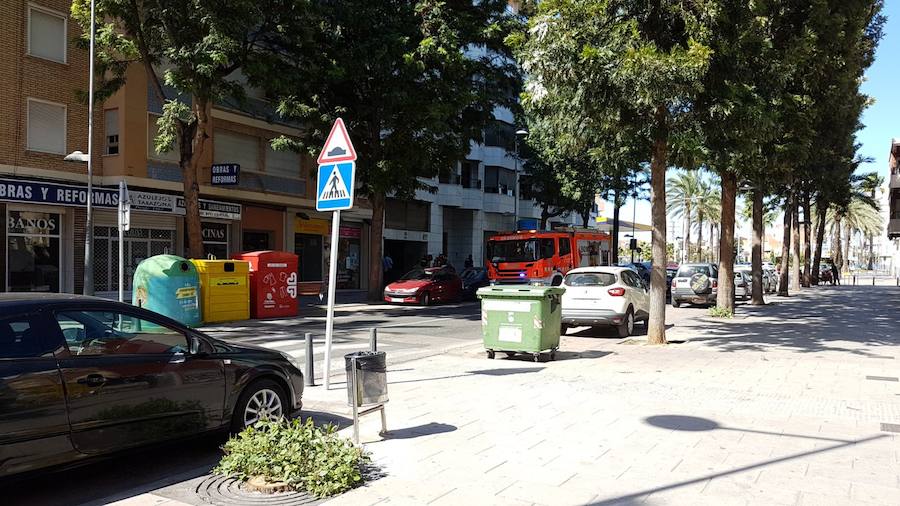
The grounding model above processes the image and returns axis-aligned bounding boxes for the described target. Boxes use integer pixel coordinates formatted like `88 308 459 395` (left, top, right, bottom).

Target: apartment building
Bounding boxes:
889 138 900 240
0 0 373 296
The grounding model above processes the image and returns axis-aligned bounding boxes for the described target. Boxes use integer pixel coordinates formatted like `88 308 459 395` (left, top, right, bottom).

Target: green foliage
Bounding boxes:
708 306 733 318
215 418 370 498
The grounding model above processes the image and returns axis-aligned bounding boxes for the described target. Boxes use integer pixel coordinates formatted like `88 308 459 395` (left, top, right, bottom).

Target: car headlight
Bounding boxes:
393 287 419 295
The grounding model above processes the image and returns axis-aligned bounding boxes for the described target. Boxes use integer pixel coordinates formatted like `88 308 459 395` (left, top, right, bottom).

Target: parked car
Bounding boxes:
734 271 751 300
622 262 651 284
819 263 834 284
666 266 678 301
560 266 649 337
0 294 304 479
383 267 462 305
671 263 719 307
460 267 490 299
735 266 776 295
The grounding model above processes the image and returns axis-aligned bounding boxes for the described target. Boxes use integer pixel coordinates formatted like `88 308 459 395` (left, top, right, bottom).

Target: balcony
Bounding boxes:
889 219 900 239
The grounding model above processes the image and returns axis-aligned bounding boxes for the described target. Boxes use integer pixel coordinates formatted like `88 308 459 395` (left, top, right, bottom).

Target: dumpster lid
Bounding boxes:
476 285 565 297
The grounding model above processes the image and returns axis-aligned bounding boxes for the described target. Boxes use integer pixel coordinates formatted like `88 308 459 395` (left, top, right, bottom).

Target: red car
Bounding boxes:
383 267 462 305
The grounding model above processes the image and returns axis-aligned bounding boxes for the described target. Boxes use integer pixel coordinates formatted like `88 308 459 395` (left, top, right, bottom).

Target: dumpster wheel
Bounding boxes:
550 350 557 361
504 351 517 358
487 350 495 359
532 353 541 363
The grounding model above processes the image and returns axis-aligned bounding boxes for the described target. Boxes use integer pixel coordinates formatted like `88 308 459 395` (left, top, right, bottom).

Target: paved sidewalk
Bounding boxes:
300 285 900 505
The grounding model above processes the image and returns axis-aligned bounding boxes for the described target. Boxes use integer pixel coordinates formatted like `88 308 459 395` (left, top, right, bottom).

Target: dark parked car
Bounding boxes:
0 294 304 478
460 267 490 299
383 267 462 305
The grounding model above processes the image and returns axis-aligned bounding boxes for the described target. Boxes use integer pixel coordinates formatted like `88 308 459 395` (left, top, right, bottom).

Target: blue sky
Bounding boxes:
858 1 898 176
612 4 897 237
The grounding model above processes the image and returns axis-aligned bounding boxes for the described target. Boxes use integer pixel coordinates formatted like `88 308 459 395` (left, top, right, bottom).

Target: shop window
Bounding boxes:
242 231 271 252
215 130 259 172
93 227 175 292
28 6 67 63
7 211 61 292
105 109 119 155
147 114 180 162
27 99 66 154
202 222 229 259
337 227 362 289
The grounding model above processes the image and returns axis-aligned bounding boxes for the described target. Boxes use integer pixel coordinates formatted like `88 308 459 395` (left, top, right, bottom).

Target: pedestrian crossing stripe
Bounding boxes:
316 162 355 211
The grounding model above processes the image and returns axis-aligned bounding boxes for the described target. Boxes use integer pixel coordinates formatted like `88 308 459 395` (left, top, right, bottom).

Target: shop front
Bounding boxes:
294 217 329 282
6 209 63 292
337 224 362 289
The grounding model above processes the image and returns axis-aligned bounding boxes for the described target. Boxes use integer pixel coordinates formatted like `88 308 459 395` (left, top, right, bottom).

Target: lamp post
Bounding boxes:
65 0 96 295
513 129 528 229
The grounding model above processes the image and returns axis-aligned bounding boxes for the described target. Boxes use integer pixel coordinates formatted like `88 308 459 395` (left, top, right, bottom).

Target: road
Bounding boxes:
1 299 710 506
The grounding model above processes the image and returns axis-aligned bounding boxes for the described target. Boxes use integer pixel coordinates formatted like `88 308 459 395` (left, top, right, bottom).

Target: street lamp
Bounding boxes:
65 0 96 295
513 129 528 229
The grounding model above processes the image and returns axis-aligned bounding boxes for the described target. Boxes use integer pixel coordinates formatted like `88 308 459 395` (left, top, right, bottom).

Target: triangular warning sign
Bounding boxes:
317 118 357 164
319 165 351 201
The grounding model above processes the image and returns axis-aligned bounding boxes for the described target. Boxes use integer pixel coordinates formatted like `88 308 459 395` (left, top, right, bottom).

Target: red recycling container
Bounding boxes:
233 251 299 319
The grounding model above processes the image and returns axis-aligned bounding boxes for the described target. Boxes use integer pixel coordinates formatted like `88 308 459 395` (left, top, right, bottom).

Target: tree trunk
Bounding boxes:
832 217 843 275
778 195 792 296
181 101 210 259
750 187 765 305
790 191 801 292
647 106 668 345
802 193 811 287
683 203 691 263
367 192 386 301
717 172 737 312
811 204 827 285
612 189 621 265
842 222 851 274
697 211 704 263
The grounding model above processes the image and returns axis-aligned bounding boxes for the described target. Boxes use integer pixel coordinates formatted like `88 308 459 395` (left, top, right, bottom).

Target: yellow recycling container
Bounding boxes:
190 259 250 323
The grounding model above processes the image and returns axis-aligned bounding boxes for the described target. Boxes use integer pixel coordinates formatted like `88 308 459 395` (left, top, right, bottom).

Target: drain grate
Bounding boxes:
880 423 900 433
865 375 899 382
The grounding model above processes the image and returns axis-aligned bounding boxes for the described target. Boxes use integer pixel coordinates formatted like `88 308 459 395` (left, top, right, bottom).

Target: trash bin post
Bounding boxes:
351 356 360 444
346 351 388 445
304 333 315 387
369 328 377 352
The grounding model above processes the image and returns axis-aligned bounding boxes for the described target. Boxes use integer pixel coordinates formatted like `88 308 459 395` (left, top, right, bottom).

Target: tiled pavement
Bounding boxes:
304 285 900 505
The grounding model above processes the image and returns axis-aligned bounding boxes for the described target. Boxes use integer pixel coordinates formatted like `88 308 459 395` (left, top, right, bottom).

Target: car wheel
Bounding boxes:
421 292 431 306
231 379 287 432
672 298 681 308
617 308 634 338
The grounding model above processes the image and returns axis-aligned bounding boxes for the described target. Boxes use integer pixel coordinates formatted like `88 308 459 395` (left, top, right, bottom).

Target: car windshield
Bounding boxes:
461 268 485 280
564 272 617 287
400 268 436 281
677 265 711 277
488 239 538 263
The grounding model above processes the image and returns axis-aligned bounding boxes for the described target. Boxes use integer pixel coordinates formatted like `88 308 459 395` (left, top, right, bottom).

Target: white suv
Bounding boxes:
560 266 650 337
671 263 719 307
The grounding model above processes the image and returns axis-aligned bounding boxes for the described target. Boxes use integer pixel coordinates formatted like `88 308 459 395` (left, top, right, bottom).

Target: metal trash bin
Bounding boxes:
477 285 565 362
344 351 388 406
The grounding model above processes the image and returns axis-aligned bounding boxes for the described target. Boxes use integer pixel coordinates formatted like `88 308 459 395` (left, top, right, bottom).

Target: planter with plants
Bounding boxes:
214 418 370 498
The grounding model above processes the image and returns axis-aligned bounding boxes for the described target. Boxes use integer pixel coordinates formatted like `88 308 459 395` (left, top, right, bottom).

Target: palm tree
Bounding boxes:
858 173 884 270
694 181 721 262
828 172 882 273
667 171 702 262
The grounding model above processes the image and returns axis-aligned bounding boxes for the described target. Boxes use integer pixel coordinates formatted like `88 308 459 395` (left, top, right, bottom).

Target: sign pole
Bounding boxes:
323 209 341 389
117 181 130 303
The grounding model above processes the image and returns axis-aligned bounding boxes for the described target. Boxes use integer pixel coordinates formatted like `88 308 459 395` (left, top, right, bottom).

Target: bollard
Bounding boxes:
304 333 315 387
853 275 856 285
370 328 378 352
873 276 876 286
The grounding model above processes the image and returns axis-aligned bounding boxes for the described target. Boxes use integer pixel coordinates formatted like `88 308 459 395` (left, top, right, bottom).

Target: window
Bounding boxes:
8 211 61 292
622 271 642 288
0 316 48 359
265 144 301 178
147 114 179 162
215 130 259 172
539 239 556 259
559 238 571 257
105 109 119 155
242 231 271 251
27 99 66 154
484 166 499 193
461 160 480 188
93 227 175 292
56 310 188 356
385 199 430 232
564 272 616 287
483 120 515 150
28 6 67 63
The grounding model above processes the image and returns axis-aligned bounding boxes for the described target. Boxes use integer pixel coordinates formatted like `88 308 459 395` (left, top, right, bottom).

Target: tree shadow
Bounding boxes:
383 422 457 440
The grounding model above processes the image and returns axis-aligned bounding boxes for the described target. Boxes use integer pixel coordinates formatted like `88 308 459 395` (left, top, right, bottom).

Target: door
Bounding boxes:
623 271 650 317
52 308 225 455
295 234 323 281
0 312 73 476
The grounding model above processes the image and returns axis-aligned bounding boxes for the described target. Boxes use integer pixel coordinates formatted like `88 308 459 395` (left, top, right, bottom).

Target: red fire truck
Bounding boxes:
486 228 611 285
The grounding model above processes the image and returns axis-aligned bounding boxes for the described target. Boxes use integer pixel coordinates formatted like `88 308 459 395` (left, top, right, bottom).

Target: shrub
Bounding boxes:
215 418 370 497
708 306 733 318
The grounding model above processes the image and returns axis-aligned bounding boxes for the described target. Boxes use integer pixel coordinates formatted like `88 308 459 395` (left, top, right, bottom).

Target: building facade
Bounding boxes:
0 0 372 297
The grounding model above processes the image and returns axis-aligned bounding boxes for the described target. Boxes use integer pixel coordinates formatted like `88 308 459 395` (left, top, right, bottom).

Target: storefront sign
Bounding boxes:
211 164 240 185
295 218 330 235
0 178 241 220
339 226 361 239
7 211 60 235
201 222 229 241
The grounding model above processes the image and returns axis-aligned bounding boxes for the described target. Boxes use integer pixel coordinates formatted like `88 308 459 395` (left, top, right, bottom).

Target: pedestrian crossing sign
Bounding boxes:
316 162 355 211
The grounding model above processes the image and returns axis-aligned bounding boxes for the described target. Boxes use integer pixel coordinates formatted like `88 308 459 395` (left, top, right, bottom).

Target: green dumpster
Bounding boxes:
476 285 565 362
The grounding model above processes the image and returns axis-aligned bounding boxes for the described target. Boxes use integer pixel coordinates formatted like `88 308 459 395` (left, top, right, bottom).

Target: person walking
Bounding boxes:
831 263 840 286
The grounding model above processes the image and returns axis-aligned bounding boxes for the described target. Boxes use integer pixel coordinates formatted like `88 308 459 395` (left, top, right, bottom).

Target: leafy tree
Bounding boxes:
511 0 713 344
71 0 313 257
274 0 519 300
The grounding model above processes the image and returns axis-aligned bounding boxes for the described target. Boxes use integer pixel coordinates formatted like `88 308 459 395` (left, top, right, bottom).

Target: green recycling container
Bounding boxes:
132 255 202 327
476 285 565 362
